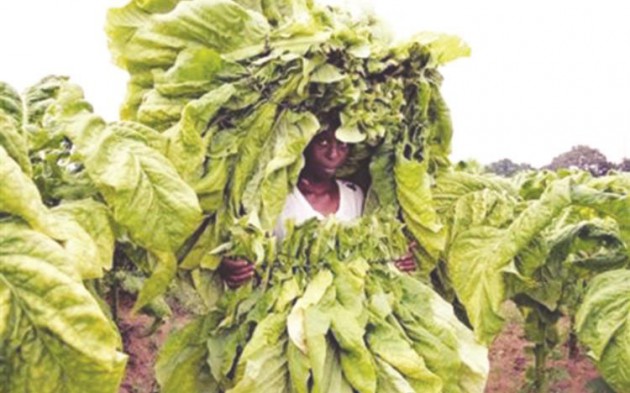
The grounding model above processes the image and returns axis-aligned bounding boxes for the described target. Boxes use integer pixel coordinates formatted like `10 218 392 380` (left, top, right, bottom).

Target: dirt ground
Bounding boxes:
485 322 600 393
116 296 601 393
117 294 191 393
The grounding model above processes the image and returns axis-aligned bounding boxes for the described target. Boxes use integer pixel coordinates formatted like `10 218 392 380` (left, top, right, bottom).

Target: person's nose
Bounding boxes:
326 141 341 160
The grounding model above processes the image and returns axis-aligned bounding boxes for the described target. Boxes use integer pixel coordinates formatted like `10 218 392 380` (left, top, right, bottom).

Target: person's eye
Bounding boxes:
338 142 349 150
318 139 329 147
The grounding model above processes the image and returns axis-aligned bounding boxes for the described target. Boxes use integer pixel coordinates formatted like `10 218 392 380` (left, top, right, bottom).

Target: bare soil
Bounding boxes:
485 322 600 393
116 294 191 393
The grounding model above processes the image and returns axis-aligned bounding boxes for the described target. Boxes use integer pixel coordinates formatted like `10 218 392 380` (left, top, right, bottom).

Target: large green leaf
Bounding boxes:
303 306 353 393
375 357 418 393
36 79 204 300
510 218 628 313
164 83 237 182
366 136 398 213
572 184 630 247
0 82 23 122
108 120 169 154
154 47 242 97
394 151 446 260
107 0 271 123
51 199 117 273
367 318 442 393
0 222 127 393
384 274 489 393
134 251 178 312
576 270 630 392
229 313 290 392
0 112 31 176
329 303 377 393
228 102 279 210
287 269 333 353
150 0 270 58
0 148 104 280
403 32 471 66
0 146 48 230
156 315 219 393
433 171 516 215
447 179 572 344
77 121 203 252
450 188 515 244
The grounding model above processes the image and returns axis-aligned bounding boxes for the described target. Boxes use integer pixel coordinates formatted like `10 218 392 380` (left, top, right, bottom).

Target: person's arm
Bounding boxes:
218 256 255 288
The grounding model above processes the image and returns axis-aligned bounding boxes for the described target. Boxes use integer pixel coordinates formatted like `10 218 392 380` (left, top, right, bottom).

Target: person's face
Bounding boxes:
303 128 350 180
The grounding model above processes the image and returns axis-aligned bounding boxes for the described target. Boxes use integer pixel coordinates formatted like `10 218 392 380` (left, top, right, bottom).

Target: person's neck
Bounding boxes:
297 173 337 196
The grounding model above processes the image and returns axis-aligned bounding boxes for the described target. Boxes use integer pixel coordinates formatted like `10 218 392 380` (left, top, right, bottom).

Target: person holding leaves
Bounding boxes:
219 113 416 288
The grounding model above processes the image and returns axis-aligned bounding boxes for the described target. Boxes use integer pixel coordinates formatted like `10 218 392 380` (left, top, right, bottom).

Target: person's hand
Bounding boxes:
394 242 417 273
218 257 255 288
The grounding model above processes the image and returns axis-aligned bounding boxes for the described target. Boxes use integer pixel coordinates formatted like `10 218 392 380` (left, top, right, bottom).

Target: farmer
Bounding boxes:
219 113 416 288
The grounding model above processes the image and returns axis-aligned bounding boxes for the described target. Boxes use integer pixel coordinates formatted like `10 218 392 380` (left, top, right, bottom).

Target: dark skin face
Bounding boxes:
219 128 416 288
297 128 350 215
301 128 350 182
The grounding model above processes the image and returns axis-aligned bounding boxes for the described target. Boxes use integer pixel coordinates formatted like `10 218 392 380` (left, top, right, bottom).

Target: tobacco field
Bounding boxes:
1 1 629 392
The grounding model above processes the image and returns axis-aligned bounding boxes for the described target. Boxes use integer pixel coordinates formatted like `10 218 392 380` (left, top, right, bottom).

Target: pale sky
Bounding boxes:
1 0 628 167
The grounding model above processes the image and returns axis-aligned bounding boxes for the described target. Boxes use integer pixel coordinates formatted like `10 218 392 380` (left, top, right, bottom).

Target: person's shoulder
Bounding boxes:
338 179 362 193
338 179 364 217
338 180 364 203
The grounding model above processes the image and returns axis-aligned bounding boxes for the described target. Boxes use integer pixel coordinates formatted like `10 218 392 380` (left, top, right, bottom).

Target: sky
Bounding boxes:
1 0 628 167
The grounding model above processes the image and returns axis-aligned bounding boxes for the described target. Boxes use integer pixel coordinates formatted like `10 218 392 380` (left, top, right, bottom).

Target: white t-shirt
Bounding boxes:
273 180 364 240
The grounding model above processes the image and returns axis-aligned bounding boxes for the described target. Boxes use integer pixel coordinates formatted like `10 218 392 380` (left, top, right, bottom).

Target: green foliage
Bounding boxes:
0 137 126 391
105 0 470 268
577 270 630 392
432 168 630 391
2 0 630 392
156 213 489 393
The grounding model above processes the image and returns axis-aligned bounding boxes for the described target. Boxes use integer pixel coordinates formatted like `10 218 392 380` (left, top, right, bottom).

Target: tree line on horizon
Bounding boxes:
484 145 630 177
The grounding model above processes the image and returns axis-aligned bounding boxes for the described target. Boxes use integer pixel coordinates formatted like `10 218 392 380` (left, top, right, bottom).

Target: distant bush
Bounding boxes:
545 145 614 177
485 158 534 177
617 158 630 172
